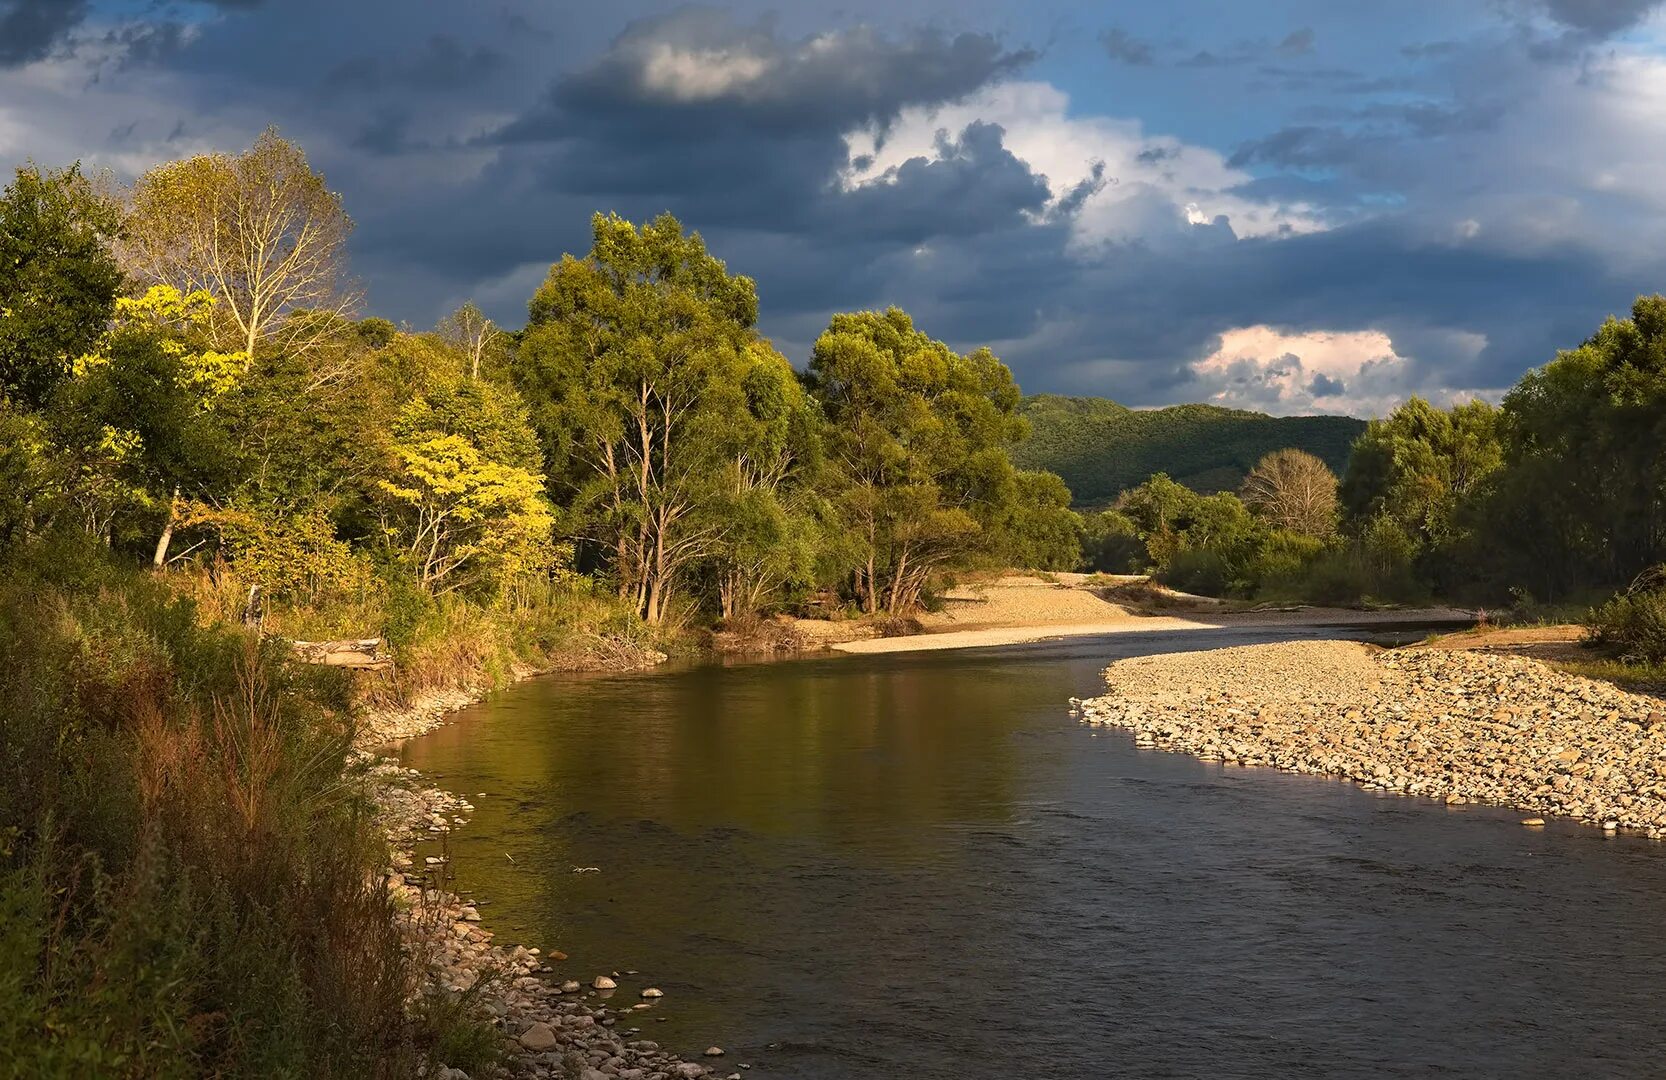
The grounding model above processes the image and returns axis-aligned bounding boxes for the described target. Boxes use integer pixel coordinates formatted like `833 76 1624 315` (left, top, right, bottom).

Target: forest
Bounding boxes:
8 128 1666 1075
1013 394 1365 504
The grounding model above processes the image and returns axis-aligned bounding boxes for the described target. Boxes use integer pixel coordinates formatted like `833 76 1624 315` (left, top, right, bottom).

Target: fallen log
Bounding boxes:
291 637 394 670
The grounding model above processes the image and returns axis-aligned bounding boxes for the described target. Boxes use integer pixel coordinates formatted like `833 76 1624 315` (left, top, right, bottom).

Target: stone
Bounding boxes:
1521 818 1546 827
519 1022 559 1051
561 980 582 993
641 987 664 998
705 1046 725 1056
593 975 617 990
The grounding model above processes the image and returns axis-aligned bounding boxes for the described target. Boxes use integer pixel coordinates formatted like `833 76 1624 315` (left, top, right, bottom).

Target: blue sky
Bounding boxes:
5 0 1666 415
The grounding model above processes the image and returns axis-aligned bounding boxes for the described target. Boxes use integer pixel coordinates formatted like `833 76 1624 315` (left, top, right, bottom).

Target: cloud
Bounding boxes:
1540 0 1664 35
1098 28 1153 66
1278 28 1316 55
0 0 88 67
1182 326 1494 416
846 81 1330 247
501 7 1035 140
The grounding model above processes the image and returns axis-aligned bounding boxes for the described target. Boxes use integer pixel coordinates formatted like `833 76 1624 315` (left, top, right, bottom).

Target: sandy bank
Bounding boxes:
1077 640 1666 834
819 576 1468 655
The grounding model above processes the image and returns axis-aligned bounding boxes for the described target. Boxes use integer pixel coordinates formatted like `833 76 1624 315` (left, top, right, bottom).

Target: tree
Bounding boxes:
1478 295 1666 595
1240 448 1338 538
125 128 356 365
53 285 245 561
437 301 504 381
514 213 770 624
374 378 556 596
707 341 825 619
806 307 1028 614
1340 397 1501 550
0 164 123 409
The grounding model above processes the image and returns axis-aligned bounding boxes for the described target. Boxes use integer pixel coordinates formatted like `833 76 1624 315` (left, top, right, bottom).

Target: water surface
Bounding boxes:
401 627 1666 1078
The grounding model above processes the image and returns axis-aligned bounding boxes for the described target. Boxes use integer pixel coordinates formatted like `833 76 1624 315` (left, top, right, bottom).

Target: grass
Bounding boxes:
0 552 508 1078
1551 657 1666 695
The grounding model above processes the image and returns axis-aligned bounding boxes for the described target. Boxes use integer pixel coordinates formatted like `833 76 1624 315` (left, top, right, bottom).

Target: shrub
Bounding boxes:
1587 577 1666 663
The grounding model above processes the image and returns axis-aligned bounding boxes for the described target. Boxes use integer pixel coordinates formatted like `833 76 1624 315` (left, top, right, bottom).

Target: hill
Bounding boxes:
1012 395 1367 507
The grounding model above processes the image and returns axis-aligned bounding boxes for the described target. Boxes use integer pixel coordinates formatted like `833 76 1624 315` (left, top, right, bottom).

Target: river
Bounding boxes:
399 626 1666 1078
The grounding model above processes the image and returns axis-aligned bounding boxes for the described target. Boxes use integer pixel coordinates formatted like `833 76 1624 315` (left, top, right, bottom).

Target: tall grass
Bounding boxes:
0 565 486 1077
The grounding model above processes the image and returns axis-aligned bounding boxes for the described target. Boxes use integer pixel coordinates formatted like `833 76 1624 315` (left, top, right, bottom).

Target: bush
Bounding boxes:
1160 547 1231 596
1587 579 1666 663
0 571 443 1077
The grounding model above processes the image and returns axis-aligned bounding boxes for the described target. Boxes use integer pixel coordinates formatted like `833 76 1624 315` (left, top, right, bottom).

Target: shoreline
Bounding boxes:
352 639 737 1079
828 605 1472 655
1076 639 1666 835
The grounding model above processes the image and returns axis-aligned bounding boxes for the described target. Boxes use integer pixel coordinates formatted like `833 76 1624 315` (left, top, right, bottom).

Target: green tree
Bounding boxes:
514 212 770 624
0 164 123 409
1340 397 1501 550
806 307 1028 614
1485 296 1666 594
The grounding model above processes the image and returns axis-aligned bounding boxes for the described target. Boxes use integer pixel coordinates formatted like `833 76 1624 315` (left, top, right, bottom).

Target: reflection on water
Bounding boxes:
401 627 1666 1079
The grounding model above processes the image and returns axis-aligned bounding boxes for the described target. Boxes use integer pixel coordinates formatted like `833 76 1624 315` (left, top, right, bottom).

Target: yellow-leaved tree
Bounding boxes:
375 378 559 596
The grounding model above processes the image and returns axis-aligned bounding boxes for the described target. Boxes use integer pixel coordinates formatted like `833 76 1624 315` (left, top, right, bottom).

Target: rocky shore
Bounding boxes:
370 759 737 1079
1074 640 1666 835
345 636 737 1079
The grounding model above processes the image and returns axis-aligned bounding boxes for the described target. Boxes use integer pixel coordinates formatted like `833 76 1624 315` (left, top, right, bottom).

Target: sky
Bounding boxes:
4 0 1666 417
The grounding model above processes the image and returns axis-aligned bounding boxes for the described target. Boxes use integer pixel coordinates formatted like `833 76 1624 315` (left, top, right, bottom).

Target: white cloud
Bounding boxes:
639 44 772 101
842 80 1330 247
1187 325 1495 417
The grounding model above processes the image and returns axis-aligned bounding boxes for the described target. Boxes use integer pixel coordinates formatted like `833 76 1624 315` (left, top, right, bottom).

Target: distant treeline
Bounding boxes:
1012 394 1365 505
1082 299 1666 611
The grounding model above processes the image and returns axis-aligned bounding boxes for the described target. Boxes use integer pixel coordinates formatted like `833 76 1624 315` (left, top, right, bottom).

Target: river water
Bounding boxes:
399 626 1666 1078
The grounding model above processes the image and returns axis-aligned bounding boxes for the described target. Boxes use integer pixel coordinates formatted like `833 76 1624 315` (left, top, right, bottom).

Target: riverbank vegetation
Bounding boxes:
0 132 1083 1073
1082 298 1666 637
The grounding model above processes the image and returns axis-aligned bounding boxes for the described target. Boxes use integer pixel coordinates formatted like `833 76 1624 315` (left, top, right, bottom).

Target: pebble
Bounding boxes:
593 975 617 990
1076 642 1666 836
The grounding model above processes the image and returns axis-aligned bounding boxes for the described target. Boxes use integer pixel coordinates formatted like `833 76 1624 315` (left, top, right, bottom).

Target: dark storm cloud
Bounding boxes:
0 0 88 66
1541 0 1664 34
1098 28 1153 65
500 6 1034 140
1229 125 1366 169
327 34 503 92
1309 372 1347 397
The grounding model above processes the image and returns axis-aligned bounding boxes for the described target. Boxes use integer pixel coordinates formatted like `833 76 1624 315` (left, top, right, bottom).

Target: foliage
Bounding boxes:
1080 509 1146 573
375 379 558 597
1339 397 1500 552
1586 568 1666 664
0 164 124 409
0 573 435 1077
125 128 356 361
806 306 1030 613
1240 448 1338 538
1012 394 1365 506
516 212 780 623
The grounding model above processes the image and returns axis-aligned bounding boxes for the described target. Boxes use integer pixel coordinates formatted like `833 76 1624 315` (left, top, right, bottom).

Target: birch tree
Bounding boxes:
124 128 356 367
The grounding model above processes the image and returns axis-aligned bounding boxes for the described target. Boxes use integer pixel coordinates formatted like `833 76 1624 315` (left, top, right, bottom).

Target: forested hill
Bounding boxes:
1013 394 1367 507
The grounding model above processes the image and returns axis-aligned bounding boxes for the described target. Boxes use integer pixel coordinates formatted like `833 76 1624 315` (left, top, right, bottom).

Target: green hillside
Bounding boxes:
1013 395 1367 507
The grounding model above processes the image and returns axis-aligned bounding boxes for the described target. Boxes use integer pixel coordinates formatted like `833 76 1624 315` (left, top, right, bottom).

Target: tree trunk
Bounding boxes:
151 486 181 569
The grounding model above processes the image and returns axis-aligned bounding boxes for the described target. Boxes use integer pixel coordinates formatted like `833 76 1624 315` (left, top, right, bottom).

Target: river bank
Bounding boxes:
352 635 739 1079
370 759 729 1080
1076 640 1666 834
802 575 1470 655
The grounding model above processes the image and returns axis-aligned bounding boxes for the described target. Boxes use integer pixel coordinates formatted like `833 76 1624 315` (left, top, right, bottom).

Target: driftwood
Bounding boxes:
291 637 394 670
